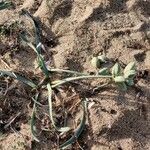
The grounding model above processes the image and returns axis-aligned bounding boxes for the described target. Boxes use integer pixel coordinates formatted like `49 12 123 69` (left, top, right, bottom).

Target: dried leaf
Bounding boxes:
31 93 40 142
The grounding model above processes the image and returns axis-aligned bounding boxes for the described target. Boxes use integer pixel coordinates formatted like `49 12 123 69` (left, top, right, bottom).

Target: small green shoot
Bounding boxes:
0 10 137 149
90 56 136 91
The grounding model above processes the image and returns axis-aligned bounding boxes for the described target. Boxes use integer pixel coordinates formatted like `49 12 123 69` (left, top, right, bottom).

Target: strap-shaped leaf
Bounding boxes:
112 63 121 77
21 10 49 77
124 62 135 74
47 83 70 132
0 70 36 88
60 99 87 149
21 9 41 53
31 93 40 142
20 34 49 77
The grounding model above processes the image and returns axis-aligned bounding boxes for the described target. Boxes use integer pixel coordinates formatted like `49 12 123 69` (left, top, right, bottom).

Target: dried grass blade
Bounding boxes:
31 93 40 142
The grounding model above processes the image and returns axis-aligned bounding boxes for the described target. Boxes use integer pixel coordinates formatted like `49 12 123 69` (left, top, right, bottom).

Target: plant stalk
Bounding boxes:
49 69 87 76
52 75 112 88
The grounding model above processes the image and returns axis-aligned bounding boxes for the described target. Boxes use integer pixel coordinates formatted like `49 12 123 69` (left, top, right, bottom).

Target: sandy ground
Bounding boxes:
0 0 150 150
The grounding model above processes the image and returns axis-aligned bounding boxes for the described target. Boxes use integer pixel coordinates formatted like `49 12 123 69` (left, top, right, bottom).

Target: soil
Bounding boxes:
0 0 150 150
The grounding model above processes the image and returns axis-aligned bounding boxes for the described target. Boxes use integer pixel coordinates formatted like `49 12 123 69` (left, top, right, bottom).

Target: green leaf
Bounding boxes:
124 70 136 79
98 68 109 75
31 93 40 142
60 99 87 149
91 57 101 68
114 76 125 83
20 34 49 77
126 79 134 86
0 1 12 10
111 63 121 77
21 9 41 53
124 62 135 74
47 83 70 132
116 82 127 91
0 70 37 88
20 10 49 78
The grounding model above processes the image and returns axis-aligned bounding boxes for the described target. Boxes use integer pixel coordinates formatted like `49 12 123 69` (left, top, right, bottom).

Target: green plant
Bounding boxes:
0 10 136 149
91 56 136 91
0 1 12 10
112 62 136 91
